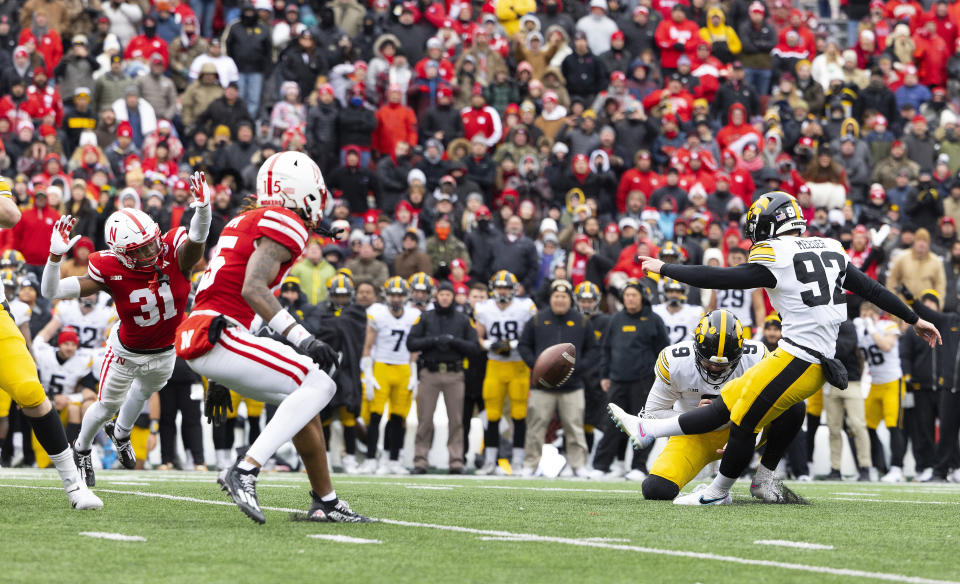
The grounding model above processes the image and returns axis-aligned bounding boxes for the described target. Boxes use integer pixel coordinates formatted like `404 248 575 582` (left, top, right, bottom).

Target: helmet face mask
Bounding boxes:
693 310 744 385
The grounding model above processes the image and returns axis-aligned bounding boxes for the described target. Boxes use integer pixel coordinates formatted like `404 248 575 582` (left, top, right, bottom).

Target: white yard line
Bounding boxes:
404 485 454 490
831 497 960 505
79 532 146 542
754 540 835 550
307 534 381 544
2 483 957 584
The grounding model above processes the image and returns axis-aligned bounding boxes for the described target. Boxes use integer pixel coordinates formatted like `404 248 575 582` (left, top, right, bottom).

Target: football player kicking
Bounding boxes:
176 151 369 524
634 310 774 500
0 185 101 509
42 176 210 487
610 191 941 505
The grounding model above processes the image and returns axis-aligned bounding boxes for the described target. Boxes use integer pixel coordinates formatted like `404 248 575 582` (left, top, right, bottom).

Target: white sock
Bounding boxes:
116 385 154 440
485 448 497 465
644 416 683 438
320 490 337 502
50 448 82 487
707 472 738 495
76 401 116 451
245 377 334 466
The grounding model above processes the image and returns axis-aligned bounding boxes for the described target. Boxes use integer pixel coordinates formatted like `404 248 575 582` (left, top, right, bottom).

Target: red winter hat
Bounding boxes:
604 222 619 235
58 327 80 346
610 70 626 83
475 204 491 218
117 121 133 138
912 114 927 124
472 82 484 96
39 124 57 137
611 30 624 41
364 209 380 224
437 85 453 98
173 179 188 191
451 257 467 270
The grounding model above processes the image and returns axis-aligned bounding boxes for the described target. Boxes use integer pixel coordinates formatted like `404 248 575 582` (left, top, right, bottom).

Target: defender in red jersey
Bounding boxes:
177 151 369 524
41 173 211 487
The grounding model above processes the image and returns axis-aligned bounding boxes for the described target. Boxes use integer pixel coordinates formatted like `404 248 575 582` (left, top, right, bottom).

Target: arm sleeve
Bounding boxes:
843 263 918 325
660 262 777 291
912 300 947 329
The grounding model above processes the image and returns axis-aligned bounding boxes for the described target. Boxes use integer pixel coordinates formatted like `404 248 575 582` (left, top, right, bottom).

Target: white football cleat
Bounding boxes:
624 469 647 482
750 476 785 503
607 403 654 450
389 460 410 475
65 480 103 510
916 467 934 482
573 467 593 479
341 454 361 475
357 458 378 474
881 466 904 483
673 484 732 506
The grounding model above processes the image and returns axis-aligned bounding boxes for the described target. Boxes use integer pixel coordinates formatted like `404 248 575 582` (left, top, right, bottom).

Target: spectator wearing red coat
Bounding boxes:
12 185 60 268
415 38 456 83
884 0 923 22
690 42 722 101
912 19 950 87
616 150 662 212
916 3 956 49
716 103 761 152
373 84 418 157
776 10 816 59
460 84 503 146
654 5 700 72
641 75 695 121
19 11 62 77
124 16 170 68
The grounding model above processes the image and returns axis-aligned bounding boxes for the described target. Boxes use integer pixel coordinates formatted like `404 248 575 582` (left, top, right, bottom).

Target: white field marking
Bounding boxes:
404 485 454 490
2 483 958 584
107 481 151 486
754 540 835 550
833 492 882 497
307 534 381 544
334 479 638 494
831 497 960 505
79 532 146 542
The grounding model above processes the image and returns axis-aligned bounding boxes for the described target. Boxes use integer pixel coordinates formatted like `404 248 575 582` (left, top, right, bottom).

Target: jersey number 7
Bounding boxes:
793 251 847 308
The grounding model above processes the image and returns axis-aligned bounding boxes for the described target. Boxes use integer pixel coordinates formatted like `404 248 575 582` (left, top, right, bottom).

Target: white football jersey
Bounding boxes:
854 318 902 384
475 297 537 362
367 303 421 364
652 303 702 344
646 339 768 417
54 295 117 349
713 288 757 328
32 338 95 396
748 236 848 361
8 299 31 327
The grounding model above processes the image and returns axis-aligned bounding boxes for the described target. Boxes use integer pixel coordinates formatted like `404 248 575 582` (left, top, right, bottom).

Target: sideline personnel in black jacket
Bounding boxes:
517 280 598 475
593 279 669 476
407 281 479 473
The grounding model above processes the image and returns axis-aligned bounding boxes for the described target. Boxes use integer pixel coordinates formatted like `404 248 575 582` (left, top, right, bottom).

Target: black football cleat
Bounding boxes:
307 491 373 523
221 464 266 524
73 442 95 487
104 420 136 470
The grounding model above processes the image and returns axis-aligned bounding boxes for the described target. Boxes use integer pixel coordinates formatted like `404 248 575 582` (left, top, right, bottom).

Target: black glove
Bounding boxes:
673 43 685 51
490 339 512 356
315 223 345 240
204 382 233 426
436 333 455 351
897 284 915 304
298 336 338 370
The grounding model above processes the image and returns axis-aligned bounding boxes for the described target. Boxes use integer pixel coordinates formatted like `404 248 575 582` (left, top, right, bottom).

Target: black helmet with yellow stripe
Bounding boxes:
1 249 25 273
743 190 807 242
327 273 355 305
574 281 600 314
384 276 410 311
408 271 435 308
693 309 745 384
1 268 17 300
489 270 518 304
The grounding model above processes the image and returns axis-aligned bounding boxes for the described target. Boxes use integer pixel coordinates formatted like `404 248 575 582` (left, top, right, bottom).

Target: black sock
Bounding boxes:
322 423 331 448
27 409 69 458
761 402 806 470
585 430 594 451
512 417 525 449
805 413 820 463
367 413 382 457
889 427 906 467
485 419 500 452
679 398 730 434
224 417 236 450
719 423 757 478
344 426 356 455
65 422 81 444
388 414 404 459
868 428 887 473
247 415 261 444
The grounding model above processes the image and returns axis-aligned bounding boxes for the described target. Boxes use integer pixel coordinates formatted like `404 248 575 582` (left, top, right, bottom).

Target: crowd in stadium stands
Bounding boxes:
2 0 960 482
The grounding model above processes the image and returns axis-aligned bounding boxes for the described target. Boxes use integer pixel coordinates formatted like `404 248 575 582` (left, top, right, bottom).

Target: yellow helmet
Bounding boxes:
327 273 355 298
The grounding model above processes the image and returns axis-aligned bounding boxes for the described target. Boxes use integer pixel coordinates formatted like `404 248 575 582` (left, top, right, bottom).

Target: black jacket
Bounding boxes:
912 302 960 391
900 324 937 390
304 301 366 414
487 234 540 293
336 104 376 148
600 304 669 381
306 101 340 159
278 44 328 99
194 96 253 137
835 320 862 382
737 19 776 70
466 221 501 282
561 51 608 101
226 18 273 73
714 79 760 119
419 105 464 145
326 165 381 212
518 307 598 391
407 304 479 364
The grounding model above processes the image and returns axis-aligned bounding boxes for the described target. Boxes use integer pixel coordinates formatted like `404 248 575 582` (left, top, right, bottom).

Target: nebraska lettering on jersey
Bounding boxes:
192 207 308 329
87 227 190 350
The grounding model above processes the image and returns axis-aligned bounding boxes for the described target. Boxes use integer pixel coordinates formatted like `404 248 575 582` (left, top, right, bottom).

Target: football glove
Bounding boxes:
298 337 338 370
204 382 233 426
50 215 80 256
490 339 512 356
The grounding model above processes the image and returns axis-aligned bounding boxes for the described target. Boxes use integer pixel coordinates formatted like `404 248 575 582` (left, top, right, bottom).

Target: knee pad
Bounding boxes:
642 474 680 500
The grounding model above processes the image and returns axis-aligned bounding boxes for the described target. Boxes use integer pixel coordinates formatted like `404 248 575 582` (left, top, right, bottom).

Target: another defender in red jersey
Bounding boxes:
41 173 212 488
176 151 369 524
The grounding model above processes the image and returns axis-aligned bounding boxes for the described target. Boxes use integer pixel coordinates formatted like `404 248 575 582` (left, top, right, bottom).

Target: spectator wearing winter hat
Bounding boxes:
461 85 503 147
904 115 937 171
599 28 632 75
327 146 383 215
381 199 426 264
104 121 139 178
905 170 945 233
561 30 609 104
872 139 920 190
654 5 699 76
738 2 776 96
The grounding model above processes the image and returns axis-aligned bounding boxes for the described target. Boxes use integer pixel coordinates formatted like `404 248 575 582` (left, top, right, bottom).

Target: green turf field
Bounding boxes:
1 469 958 584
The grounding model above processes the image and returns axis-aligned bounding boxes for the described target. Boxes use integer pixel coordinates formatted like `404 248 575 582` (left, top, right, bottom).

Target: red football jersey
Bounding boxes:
192 207 308 329
88 227 192 350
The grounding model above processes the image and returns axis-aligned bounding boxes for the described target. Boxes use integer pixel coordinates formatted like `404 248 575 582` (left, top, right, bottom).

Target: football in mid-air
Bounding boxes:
532 343 577 389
